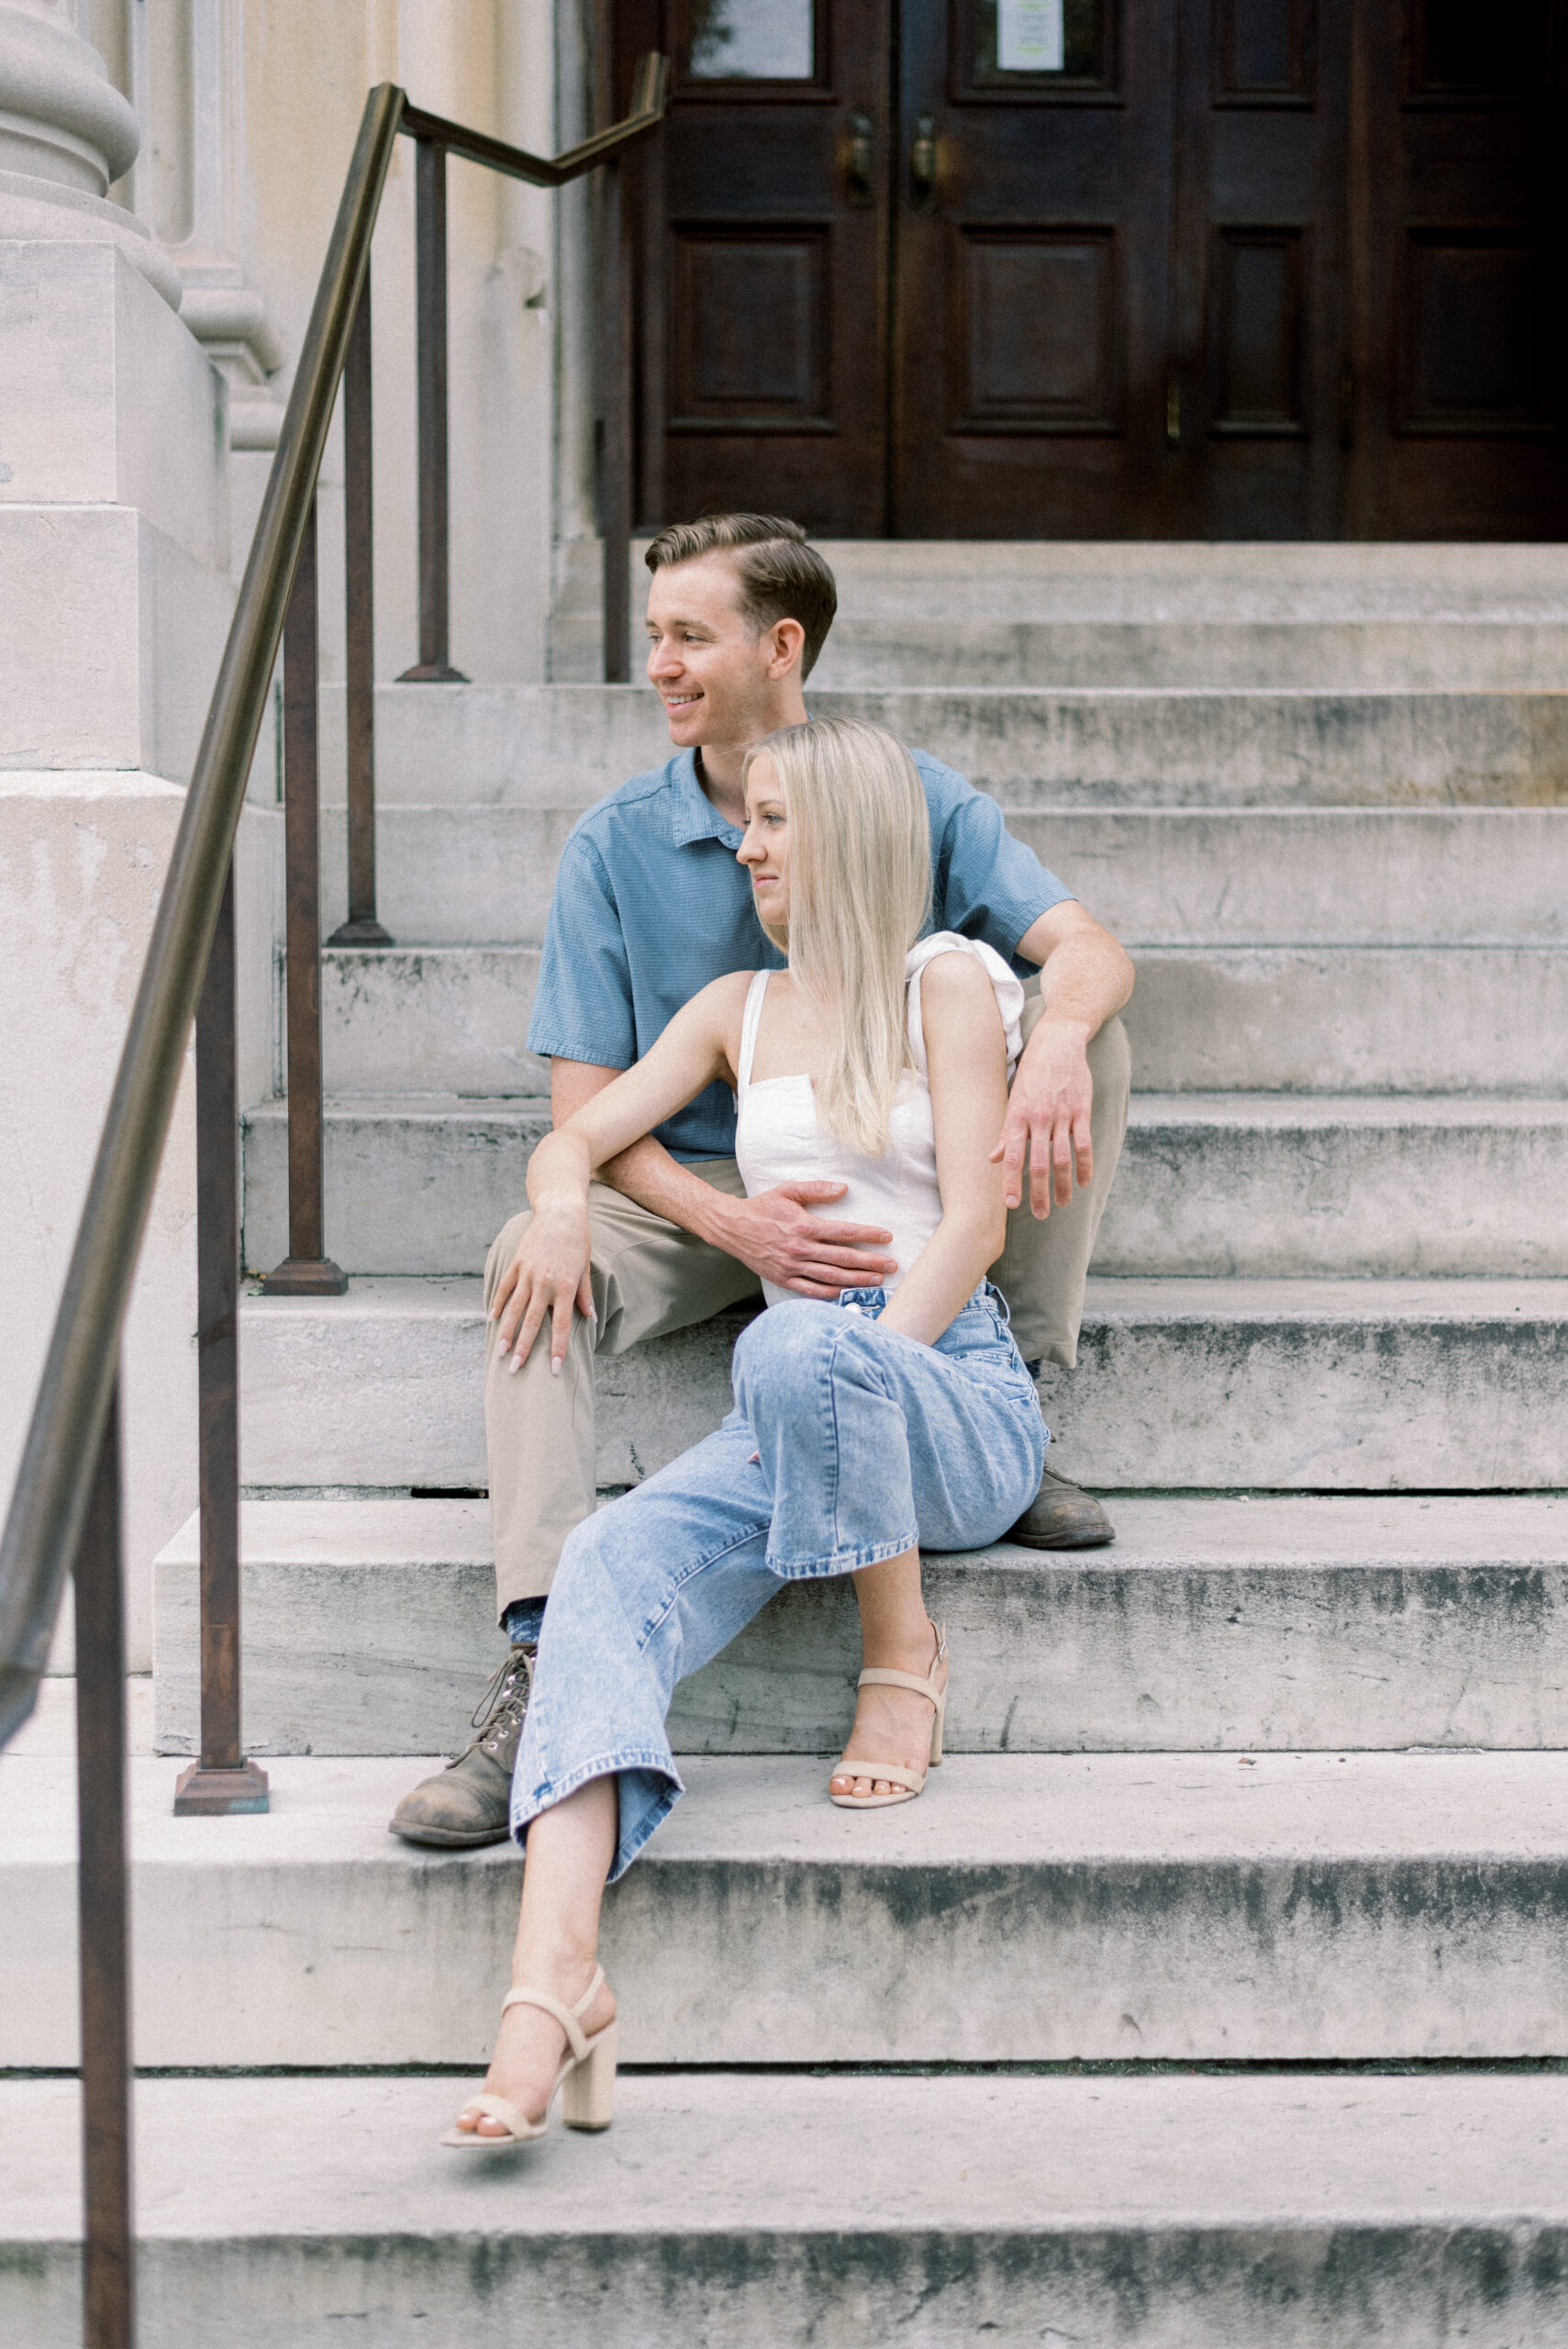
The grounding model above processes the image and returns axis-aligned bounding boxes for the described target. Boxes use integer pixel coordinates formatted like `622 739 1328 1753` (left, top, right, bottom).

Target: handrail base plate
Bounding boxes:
174 1760 271 1816
326 918 395 947
261 1258 349 1297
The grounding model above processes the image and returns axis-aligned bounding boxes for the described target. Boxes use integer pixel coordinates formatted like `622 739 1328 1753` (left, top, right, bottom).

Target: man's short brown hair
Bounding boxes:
644 514 838 678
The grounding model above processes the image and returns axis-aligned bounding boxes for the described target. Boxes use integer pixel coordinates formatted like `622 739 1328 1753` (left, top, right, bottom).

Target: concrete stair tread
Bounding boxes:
319 681 1568 807
318 805 1568 946
13 1751 1568 2066
15 1748 1568 1868
7 2070 1568 2241
13 2078 1568 2349
242 1102 1568 1275
266 1089 1568 1130
159 1489 1568 1572
246 1091 548 1122
150 1491 1568 1759
804 539 1568 617
235 1274 1568 1494
1124 1094 1568 1129
244 1272 1568 1319
307 939 1568 1098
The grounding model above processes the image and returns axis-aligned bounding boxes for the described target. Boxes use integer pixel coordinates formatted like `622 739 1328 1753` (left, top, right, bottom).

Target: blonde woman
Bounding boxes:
443 718 1047 2150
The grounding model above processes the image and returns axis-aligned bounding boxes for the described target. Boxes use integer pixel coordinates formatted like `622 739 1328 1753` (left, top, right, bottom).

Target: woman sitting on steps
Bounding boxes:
443 716 1048 2150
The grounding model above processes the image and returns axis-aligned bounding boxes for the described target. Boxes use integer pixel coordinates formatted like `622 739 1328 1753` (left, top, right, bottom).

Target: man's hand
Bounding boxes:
490 1202 596 1374
710 1181 897 1297
992 1019 1095 1218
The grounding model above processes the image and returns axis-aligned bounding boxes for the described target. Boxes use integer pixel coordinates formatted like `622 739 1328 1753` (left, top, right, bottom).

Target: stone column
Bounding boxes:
0 0 282 1675
0 0 179 301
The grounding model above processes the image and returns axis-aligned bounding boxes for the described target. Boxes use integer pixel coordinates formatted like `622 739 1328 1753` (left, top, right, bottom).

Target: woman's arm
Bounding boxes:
877 951 1012 1348
495 974 748 1370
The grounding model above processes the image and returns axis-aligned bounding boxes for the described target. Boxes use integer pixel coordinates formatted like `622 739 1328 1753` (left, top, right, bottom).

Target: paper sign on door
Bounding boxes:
998 0 1065 71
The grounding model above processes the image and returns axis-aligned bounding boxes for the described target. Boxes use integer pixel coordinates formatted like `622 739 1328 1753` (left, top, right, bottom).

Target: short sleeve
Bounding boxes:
906 932 1026 1080
929 774 1073 963
525 831 637 1067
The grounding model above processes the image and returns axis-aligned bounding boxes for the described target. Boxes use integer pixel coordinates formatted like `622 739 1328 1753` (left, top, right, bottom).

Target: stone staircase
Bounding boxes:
7 543 1568 2343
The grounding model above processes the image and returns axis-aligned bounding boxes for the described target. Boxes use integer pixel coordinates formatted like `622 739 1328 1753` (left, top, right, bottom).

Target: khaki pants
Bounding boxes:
484 1001 1130 1617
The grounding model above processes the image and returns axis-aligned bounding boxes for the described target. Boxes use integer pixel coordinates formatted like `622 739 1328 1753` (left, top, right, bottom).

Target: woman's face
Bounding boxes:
737 751 791 930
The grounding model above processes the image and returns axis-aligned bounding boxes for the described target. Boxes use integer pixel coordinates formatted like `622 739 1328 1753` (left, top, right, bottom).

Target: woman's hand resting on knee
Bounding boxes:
491 1201 595 1375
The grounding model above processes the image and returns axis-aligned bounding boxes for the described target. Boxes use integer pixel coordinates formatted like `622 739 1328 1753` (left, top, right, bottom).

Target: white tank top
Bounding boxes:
733 933 1025 1308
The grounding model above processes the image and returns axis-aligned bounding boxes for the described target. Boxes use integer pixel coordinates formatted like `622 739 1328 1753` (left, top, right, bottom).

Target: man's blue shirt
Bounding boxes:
527 745 1073 1161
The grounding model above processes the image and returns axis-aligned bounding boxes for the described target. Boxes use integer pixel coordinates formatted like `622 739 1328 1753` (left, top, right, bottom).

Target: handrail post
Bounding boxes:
175 861 269 1816
597 149 632 684
74 1375 134 2349
328 274 391 947
398 137 467 682
262 494 347 1297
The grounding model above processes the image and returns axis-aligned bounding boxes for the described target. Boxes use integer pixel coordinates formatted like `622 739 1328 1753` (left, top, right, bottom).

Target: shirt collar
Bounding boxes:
668 749 744 849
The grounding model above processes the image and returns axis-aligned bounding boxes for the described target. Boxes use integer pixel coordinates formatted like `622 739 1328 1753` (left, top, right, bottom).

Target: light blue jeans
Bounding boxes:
510 1286 1047 1880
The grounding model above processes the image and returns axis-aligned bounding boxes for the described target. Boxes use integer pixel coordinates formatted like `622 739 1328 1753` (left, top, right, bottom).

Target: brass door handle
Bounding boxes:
911 112 938 208
846 109 874 208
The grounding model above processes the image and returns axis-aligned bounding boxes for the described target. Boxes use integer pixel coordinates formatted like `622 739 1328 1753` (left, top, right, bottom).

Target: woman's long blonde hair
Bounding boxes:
744 717 931 1159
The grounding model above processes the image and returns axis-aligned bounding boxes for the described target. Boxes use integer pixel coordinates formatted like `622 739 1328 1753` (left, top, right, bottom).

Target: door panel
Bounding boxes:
1344 0 1568 535
1165 0 1351 536
894 0 1181 534
617 0 892 535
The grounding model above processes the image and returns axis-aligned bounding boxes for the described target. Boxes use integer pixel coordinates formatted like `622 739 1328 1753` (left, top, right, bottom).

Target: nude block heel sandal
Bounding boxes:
829 1628 948 1810
440 1963 618 2148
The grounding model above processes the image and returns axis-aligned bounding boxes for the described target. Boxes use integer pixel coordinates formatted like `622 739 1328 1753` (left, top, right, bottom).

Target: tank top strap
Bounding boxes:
737 968 773 1096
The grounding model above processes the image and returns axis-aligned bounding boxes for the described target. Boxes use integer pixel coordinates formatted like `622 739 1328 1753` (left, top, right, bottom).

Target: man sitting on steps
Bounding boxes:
391 513 1135 1850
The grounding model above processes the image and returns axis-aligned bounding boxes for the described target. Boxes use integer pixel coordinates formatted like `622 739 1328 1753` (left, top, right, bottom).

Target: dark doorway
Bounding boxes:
612 1 1568 536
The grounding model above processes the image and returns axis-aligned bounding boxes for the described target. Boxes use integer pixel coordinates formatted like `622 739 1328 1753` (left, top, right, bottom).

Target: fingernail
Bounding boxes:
508 1354 521 1375
550 1358 562 1376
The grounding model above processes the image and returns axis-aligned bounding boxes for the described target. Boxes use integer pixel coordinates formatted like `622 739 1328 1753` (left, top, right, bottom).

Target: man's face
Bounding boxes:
645 554 779 752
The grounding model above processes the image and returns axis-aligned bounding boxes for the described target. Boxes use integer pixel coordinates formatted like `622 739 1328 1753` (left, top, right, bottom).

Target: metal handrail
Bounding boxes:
0 81 404 1752
0 61 666 2348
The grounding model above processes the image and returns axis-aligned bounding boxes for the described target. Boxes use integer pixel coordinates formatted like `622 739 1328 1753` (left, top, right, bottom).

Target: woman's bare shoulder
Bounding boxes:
919 943 1003 1019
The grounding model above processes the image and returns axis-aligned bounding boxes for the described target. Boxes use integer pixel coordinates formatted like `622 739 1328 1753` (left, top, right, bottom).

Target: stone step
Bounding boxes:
10 1749 1568 2065
241 1095 1568 1280
806 541 1568 688
808 536 1568 623
237 1276 1568 1494
317 942 1568 1099
320 682 1568 809
1095 1096 1568 1277
9 2071 1568 2349
813 622 1568 690
318 802 1568 949
150 1495 1568 1760
9 2072 1568 2349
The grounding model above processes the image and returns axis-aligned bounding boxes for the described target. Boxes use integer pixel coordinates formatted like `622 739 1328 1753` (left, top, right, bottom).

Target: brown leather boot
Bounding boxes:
1007 1468 1115 1550
389 1644 535 1848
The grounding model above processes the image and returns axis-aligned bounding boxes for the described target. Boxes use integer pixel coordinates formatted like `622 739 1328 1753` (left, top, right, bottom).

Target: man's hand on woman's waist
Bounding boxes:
704 1182 897 1297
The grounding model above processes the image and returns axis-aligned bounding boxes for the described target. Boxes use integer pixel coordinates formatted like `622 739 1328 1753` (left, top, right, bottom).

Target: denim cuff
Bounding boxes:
504 1597 547 1648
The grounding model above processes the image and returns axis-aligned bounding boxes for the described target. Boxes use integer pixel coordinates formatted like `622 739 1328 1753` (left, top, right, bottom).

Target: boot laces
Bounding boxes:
463 1643 535 1759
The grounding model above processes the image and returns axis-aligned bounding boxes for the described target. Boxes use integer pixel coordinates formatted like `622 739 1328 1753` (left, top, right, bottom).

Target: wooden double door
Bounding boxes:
613 1 1568 537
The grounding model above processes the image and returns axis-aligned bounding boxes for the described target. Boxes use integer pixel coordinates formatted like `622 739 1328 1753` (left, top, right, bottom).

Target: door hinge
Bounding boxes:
1165 378 1181 446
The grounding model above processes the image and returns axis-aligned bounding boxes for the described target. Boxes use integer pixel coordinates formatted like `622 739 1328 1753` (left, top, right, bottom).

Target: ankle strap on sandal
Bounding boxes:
857 1664 945 1704
501 1962 606 2063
